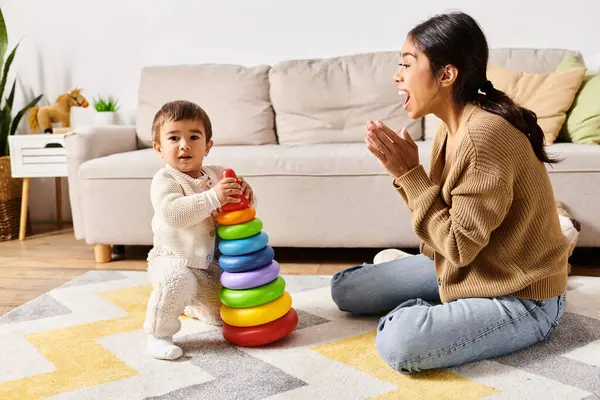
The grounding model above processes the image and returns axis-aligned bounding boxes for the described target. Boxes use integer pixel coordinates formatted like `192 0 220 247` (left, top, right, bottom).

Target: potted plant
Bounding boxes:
0 8 43 241
92 95 119 125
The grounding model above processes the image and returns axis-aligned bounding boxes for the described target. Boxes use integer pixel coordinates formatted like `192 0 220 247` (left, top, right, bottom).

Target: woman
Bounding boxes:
330 11 571 374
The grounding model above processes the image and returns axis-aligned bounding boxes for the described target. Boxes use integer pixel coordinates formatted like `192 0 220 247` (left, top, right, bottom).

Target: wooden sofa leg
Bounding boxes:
94 244 112 263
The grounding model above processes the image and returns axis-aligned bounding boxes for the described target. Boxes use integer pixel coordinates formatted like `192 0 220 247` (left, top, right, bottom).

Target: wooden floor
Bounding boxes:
1 223 599 316
0 224 361 315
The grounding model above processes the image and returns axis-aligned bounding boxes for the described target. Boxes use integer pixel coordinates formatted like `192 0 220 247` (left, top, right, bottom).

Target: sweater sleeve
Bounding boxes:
207 165 226 181
395 164 512 267
151 173 221 228
419 241 435 259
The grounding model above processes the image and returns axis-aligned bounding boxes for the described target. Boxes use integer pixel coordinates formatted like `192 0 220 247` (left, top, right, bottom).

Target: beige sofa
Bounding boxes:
66 48 600 262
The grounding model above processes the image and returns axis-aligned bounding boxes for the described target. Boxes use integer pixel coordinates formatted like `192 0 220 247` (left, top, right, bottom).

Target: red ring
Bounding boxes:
222 308 299 347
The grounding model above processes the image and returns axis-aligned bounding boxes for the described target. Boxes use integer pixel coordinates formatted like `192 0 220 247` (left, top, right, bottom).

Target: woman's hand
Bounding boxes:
365 120 420 179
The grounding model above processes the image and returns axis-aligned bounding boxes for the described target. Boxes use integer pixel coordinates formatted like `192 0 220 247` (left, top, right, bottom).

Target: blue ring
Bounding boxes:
219 232 269 256
218 246 275 273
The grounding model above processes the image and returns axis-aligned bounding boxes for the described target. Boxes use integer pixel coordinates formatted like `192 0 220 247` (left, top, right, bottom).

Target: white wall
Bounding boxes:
2 0 599 222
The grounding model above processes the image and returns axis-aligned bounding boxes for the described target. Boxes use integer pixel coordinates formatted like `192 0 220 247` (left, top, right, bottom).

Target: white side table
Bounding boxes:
8 132 68 240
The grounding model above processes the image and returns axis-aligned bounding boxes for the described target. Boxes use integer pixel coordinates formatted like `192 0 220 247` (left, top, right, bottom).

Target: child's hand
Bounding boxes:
238 177 254 204
214 178 242 205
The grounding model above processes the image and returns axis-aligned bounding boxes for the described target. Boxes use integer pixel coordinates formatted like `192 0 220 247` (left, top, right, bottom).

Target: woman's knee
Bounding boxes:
330 265 364 312
375 302 434 373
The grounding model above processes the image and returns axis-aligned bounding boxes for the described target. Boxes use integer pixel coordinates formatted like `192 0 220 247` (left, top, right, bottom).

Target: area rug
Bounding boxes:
1 271 599 400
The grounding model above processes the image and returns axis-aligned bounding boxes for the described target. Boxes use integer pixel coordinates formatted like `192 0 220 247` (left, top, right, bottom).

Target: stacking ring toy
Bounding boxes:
219 246 274 273
218 218 263 240
219 232 269 256
221 195 250 213
217 207 256 226
220 276 286 308
220 261 280 290
221 291 292 327
223 308 299 347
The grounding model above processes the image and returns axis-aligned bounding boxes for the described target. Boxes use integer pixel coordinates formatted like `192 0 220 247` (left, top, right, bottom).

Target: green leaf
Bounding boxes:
0 43 18 103
0 104 10 156
0 9 8 79
10 93 42 137
93 95 120 112
6 80 15 110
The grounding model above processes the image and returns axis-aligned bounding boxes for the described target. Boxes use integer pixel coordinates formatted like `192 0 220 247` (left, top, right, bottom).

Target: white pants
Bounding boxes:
143 258 223 338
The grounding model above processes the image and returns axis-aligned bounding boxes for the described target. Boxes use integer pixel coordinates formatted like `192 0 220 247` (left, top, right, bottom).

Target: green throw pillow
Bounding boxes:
556 56 600 144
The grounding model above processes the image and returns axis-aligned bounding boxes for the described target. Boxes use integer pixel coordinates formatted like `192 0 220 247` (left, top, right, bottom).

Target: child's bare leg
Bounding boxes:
184 262 223 326
144 261 197 360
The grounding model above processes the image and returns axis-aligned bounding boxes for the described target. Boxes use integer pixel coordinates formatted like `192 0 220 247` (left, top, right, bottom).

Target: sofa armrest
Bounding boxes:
65 125 137 240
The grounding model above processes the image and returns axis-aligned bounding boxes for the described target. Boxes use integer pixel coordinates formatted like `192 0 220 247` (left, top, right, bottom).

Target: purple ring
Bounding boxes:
220 260 281 290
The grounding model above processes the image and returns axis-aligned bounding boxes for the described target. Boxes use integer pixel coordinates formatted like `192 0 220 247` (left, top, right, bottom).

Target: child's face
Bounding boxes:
153 119 213 178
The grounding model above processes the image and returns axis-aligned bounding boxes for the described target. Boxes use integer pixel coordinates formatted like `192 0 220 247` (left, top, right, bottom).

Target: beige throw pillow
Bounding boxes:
486 66 585 144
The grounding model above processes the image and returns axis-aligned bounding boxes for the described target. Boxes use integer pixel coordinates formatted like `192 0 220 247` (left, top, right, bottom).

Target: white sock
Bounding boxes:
373 248 413 264
147 335 183 360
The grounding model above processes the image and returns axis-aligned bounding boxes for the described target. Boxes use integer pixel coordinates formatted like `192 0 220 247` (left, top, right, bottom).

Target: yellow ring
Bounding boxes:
220 291 292 327
217 207 256 226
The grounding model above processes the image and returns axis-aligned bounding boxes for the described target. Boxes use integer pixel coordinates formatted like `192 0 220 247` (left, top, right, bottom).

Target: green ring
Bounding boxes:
219 276 286 308
218 218 263 240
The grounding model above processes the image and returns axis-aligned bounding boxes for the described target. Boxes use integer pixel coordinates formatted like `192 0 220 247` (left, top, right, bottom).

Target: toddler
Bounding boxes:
144 100 255 360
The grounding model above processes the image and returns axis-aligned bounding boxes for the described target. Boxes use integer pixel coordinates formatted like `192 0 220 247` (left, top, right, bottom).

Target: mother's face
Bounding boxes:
393 39 441 120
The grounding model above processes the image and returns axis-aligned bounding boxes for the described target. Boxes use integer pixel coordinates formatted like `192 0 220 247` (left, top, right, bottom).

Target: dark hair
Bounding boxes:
408 12 558 164
151 100 213 143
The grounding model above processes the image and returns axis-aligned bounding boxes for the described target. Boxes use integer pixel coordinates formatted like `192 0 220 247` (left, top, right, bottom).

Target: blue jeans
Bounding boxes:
330 254 566 374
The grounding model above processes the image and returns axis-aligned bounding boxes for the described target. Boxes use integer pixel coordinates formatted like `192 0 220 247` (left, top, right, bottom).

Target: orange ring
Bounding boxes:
217 207 256 226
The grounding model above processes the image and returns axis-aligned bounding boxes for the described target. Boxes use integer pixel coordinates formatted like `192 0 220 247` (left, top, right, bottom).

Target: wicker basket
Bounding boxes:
0 156 25 241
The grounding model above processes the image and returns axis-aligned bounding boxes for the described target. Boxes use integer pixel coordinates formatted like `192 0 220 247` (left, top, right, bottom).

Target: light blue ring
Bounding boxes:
219 232 269 256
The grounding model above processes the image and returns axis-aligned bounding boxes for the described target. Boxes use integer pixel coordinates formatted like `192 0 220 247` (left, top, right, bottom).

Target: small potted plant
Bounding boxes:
92 95 119 125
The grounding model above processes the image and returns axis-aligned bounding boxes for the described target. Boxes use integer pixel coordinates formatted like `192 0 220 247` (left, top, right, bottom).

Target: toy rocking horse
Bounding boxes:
27 88 89 134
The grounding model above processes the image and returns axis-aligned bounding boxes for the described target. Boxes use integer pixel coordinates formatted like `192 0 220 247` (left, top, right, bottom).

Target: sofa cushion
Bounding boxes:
488 49 582 75
545 143 600 171
269 51 423 145
486 66 585 144
136 64 276 148
556 56 600 145
80 149 164 179
424 48 583 140
78 141 600 181
79 142 433 180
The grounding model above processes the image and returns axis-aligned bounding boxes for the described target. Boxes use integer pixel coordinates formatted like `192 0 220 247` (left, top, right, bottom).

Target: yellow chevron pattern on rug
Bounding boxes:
3 272 599 399
311 331 500 400
0 284 153 400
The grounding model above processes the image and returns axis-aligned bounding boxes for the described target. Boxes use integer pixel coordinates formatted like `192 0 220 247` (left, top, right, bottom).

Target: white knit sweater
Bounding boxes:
147 163 226 269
